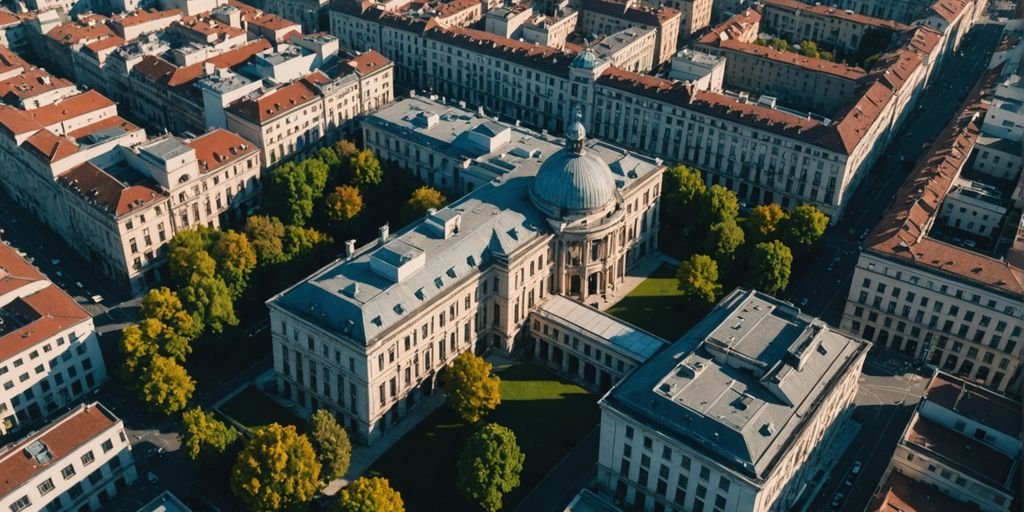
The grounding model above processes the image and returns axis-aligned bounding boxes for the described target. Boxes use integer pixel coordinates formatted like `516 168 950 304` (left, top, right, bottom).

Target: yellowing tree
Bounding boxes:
326 185 364 222
181 407 239 461
442 352 501 423
231 424 321 511
140 355 195 415
336 476 405 512
402 186 446 223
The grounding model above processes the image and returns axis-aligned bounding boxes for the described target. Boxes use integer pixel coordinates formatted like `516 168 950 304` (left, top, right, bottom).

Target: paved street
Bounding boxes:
785 22 1005 326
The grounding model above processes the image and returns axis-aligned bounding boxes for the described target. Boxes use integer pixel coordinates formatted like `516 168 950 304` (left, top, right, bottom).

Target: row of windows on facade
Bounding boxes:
121 163 255 233
861 271 1020 316
535 320 630 373
0 336 87 382
906 452 1009 505
3 370 99 429
850 303 1020 358
858 278 1021 337
9 434 127 512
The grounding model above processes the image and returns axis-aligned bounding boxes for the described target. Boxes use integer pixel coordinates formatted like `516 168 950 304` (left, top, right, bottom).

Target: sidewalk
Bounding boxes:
321 391 447 495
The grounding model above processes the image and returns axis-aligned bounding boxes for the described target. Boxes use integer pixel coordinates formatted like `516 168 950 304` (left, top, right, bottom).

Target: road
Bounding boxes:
785 22 1005 327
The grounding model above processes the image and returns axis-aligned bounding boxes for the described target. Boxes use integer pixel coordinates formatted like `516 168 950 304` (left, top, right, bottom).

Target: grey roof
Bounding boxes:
572 48 600 69
532 149 618 213
533 296 667 361
270 97 664 347
138 137 193 163
602 289 869 482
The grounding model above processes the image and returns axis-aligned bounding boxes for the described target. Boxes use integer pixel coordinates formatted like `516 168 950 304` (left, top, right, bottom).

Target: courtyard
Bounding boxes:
218 385 307 434
606 263 696 341
368 363 599 511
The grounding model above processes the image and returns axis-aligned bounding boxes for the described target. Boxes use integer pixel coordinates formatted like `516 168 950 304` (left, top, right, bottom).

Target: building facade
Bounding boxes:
0 244 108 435
598 288 870 512
267 97 665 443
0 403 137 512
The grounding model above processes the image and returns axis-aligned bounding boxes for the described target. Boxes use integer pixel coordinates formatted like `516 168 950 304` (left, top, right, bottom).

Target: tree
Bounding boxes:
703 220 745 263
768 37 790 51
283 225 333 260
700 185 739 230
747 240 793 294
212 230 257 299
231 424 321 511
661 165 705 224
139 355 195 415
181 407 239 461
245 215 288 266
780 204 829 252
864 53 881 69
402 186 446 223
326 185 364 223
336 477 405 512
676 254 722 305
456 423 525 512
746 204 786 242
317 146 341 170
119 322 159 379
820 50 834 61
269 161 323 226
169 242 216 288
310 410 352 480
180 273 238 333
141 287 201 340
442 352 501 423
799 40 820 58
351 149 383 187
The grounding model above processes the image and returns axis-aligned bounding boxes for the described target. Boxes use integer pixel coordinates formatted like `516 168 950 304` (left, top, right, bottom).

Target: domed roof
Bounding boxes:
531 109 616 214
532 151 617 213
571 48 599 70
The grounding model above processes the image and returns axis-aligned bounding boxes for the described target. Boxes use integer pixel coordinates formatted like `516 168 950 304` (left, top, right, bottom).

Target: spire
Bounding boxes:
565 105 586 155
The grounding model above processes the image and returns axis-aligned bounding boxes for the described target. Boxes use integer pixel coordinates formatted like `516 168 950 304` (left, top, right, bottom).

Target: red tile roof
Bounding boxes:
0 68 75 101
0 8 19 27
714 39 867 80
928 0 973 23
864 65 1024 296
187 128 258 172
924 372 1022 435
0 46 27 74
581 0 680 25
868 471 982 512
345 49 391 75
427 24 576 78
0 104 40 135
45 19 116 46
0 404 117 497
904 415 1015 486
27 90 116 127
83 35 126 53
0 285 91 362
0 243 45 297
227 75 321 123
66 115 140 140
205 38 273 68
761 0 911 31
110 8 181 27
132 55 204 87
24 129 78 163
57 162 165 218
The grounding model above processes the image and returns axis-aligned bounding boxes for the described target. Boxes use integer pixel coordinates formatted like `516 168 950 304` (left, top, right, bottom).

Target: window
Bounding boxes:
643 436 652 450
101 439 114 453
699 466 710 481
81 450 95 466
37 478 55 496
625 425 634 439
718 477 730 492
9 496 30 512
61 465 76 479
68 483 83 499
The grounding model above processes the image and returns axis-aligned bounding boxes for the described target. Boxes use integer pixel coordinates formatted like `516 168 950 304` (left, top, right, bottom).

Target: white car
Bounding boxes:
90 295 104 304
851 461 862 475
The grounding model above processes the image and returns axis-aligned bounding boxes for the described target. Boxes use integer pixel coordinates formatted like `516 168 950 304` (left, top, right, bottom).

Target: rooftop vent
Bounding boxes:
759 423 775 437
24 440 52 465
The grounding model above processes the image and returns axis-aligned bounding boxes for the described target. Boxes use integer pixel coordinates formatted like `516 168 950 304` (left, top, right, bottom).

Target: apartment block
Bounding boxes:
0 403 136 512
578 0 681 65
598 289 869 511
0 244 107 436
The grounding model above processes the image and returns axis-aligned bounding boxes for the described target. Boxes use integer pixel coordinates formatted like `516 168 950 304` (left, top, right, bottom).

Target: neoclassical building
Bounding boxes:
267 97 666 443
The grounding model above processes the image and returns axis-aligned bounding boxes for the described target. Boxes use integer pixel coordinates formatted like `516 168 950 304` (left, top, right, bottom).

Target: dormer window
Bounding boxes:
178 174 190 183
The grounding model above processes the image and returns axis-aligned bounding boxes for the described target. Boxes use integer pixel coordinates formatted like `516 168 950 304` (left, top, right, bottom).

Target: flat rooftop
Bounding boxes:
602 289 869 481
868 471 981 512
533 296 667 362
924 372 1023 436
904 415 1016 488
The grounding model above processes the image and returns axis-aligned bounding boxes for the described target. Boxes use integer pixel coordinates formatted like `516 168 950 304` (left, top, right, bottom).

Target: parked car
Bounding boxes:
831 492 845 509
851 461 862 475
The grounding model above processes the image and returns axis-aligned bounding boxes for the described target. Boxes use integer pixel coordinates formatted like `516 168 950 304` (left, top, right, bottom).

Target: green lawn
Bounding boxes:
606 264 697 341
369 363 599 512
218 386 307 433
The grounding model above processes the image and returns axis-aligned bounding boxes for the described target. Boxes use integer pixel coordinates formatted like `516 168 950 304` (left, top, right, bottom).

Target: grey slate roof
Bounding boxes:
532 296 667 361
602 289 869 482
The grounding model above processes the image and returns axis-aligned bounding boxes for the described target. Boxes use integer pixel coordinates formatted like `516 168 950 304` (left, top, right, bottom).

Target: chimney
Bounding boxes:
379 224 390 244
345 239 356 259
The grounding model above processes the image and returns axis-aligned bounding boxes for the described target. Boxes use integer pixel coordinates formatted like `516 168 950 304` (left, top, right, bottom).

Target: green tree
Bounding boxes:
820 50 834 61
780 204 829 251
703 220 745 263
402 186 446 223
181 407 240 461
212 230 257 299
326 185 364 223
169 241 216 288
864 53 881 69
700 185 739 230
746 204 787 242
245 215 288 266
676 254 722 305
662 165 706 224
768 37 790 51
442 352 501 423
747 240 793 294
231 424 321 511
141 287 201 340
139 355 195 415
269 161 327 226
283 225 333 260
799 40 820 58
336 476 405 512
317 146 341 170
310 410 352 480
456 423 525 512
180 273 238 333
351 149 383 187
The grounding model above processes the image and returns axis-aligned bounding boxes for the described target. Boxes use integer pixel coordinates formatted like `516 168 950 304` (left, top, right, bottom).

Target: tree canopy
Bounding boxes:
283 225 333 260
179 273 238 333
212 230 257 299
231 424 321 511
703 220 745 263
661 165 705 224
676 254 722 305
700 185 739 230
140 287 201 341
245 215 288 266
139 355 195 415
442 352 501 423
746 204 787 241
326 185 364 223
747 240 793 294
268 159 330 226
336 477 405 512
780 204 829 251
181 407 240 461
403 186 446 223
310 410 352 480
456 423 526 512
351 149 383 187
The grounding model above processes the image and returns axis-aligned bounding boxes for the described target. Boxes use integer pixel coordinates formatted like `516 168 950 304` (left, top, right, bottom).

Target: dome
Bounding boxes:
571 48 599 70
532 151 617 213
